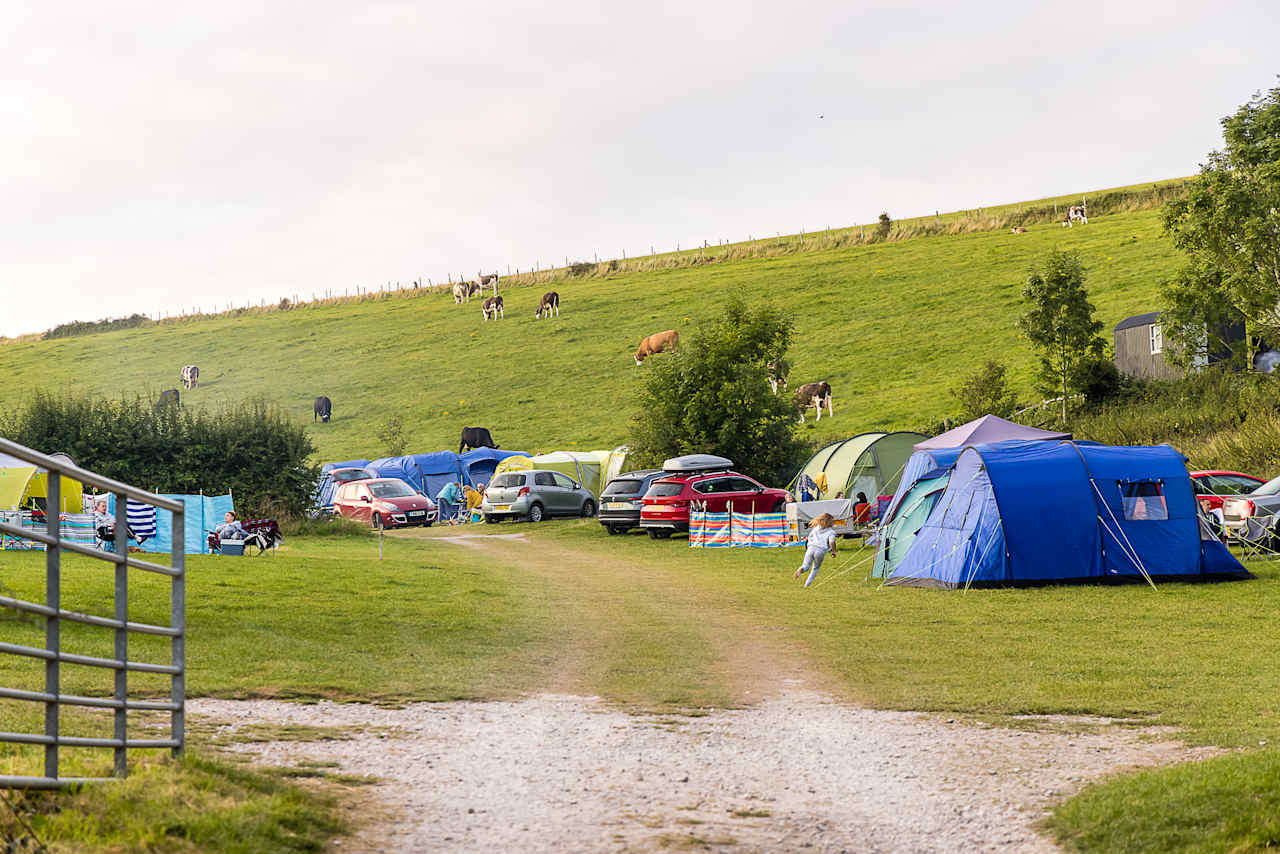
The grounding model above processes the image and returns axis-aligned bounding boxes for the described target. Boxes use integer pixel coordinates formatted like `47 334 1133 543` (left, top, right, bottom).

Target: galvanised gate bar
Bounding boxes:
0 437 185 788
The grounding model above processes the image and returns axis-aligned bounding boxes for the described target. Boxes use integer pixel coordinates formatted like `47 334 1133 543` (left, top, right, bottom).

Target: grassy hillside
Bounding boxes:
0 196 1184 470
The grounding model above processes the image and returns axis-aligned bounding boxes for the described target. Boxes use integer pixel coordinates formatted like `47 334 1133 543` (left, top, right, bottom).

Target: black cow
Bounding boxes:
314 396 332 423
156 388 180 410
459 426 498 454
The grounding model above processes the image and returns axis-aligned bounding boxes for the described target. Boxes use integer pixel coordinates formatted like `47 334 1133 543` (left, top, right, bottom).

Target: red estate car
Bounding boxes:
640 456 791 539
1189 470 1265 523
334 478 437 529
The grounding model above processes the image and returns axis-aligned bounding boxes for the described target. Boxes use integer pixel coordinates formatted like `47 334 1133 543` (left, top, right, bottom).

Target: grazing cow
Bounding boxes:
156 389 180 410
481 295 504 321
1063 205 1088 227
180 364 199 389
478 272 499 294
767 358 791 394
794 381 833 423
453 281 483 303
634 330 679 365
314 395 332 423
535 291 560 319
459 426 498 454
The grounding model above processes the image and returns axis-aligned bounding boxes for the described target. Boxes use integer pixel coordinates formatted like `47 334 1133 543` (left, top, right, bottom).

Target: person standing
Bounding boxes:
793 512 837 588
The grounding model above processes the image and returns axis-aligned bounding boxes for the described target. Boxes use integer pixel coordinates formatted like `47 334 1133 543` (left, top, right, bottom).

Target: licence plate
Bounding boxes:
495 504 511 512
607 502 630 510
408 510 424 517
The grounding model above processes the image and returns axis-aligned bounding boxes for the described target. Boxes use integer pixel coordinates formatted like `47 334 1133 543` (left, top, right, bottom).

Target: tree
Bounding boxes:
876 212 892 240
1017 251 1106 421
629 298 803 485
950 360 1017 421
1157 261 1246 370
1163 81 1280 343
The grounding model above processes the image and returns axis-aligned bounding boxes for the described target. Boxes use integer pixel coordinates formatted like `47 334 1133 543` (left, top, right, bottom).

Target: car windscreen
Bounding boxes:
1252 474 1280 496
602 479 641 496
490 473 524 488
369 481 415 498
645 482 684 497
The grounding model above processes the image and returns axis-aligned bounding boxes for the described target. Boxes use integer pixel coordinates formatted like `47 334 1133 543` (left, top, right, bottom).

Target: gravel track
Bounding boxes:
192 694 1215 853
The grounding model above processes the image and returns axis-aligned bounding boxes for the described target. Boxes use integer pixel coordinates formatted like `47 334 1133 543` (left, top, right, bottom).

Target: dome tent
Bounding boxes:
0 452 83 514
793 432 924 500
885 440 1250 588
913 414 1069 451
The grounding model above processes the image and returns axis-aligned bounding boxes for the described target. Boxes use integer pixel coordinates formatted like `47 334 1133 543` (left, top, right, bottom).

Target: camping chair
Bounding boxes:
209 519 282 556
1232 515 1280 561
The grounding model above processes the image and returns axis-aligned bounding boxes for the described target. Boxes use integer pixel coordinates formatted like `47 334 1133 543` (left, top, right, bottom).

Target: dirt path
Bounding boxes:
191 530 1218 852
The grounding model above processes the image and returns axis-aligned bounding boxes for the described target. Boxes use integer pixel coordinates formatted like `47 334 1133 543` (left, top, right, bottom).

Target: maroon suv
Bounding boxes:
640 471 791 539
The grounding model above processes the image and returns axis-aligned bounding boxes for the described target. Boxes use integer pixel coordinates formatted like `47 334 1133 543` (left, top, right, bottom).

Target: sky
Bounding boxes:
1 1 1277 338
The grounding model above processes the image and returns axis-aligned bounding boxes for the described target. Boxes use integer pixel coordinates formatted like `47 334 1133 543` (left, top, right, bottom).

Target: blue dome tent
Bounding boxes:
886 440 1250 588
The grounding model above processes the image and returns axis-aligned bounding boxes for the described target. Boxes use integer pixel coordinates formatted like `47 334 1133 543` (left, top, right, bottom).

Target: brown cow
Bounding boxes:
634 330 679 365
535 291 560 319
794 381 833 423
481 295 504 321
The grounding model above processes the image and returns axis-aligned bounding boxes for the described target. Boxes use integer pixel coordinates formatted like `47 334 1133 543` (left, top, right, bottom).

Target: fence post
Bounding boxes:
114 491 129 777
44 474 60 780
172 503 185 758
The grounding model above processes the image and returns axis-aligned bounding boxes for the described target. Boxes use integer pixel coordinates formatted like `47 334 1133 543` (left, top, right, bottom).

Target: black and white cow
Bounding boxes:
535 291 560 319
481 295 504 320
314 395 332 423
156 388 180 410
180 364 199 389
1063 205 1088 227
794 381 833 423
478 271 499 294
459 426 498 454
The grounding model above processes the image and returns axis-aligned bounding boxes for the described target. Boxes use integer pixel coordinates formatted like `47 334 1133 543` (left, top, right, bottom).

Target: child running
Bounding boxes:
793 512 837 588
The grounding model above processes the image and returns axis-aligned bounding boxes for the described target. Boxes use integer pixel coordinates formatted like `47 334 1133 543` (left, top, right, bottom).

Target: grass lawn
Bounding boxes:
4 521 1279 850
0 204 1181 466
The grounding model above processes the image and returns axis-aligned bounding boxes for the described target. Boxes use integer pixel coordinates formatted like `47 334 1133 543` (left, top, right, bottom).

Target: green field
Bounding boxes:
2 524 1279 851
0 191 1181 469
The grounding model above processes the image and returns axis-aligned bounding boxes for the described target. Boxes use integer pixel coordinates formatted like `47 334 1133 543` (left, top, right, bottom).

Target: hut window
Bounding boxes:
1149 324 1163 354
1121 480 1167 521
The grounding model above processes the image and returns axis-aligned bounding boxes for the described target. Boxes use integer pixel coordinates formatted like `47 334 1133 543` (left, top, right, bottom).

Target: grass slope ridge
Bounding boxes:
0 186 1184 468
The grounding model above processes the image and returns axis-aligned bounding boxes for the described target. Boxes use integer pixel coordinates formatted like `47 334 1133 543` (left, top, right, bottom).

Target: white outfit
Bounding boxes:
798 526 837 587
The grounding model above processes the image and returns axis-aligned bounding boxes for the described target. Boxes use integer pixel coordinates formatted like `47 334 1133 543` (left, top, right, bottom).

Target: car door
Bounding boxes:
551 472 579 514
533 471 559 513
350 484 373 524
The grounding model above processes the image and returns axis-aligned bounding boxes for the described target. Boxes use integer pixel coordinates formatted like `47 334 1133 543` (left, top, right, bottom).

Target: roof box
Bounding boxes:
662 454 733 473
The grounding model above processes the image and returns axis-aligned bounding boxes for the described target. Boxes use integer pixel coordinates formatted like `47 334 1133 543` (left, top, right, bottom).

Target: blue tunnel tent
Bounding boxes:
363 449 529 497
885 440 1251 588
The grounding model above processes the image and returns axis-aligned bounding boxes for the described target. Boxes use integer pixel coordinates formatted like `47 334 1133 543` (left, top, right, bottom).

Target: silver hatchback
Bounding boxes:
481 469 597 523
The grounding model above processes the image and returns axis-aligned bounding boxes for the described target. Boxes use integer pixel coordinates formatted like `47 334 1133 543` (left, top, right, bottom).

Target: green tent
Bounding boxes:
0 464 83 515
493 447 629 498
871 472 950 578
793 431 924 499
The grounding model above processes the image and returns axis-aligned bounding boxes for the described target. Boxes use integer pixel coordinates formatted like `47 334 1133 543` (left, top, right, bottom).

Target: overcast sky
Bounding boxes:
1 1 1276 338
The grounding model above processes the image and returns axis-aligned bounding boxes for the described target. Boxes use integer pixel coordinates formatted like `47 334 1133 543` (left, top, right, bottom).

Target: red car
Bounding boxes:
333 478 437 529
640 470 791 539
1189 470 1265 523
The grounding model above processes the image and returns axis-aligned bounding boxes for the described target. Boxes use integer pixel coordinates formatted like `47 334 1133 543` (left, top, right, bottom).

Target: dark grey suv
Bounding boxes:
598 470 664 535
481 469 597 523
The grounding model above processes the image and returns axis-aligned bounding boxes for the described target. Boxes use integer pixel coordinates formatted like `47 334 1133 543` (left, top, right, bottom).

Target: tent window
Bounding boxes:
1121 481 1167 521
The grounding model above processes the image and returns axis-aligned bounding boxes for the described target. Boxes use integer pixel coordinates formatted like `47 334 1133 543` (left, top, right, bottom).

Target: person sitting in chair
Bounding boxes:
215 511 248 540
852 492 872 525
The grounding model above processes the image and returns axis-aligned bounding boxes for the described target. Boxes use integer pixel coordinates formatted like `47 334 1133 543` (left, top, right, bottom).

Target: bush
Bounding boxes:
0 393 318 518
950 360 1018 421
44 313 150 340
876 212 892 240
376 416 408 456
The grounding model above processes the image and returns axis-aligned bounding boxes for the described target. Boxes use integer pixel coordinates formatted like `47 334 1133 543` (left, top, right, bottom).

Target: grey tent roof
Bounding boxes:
1114 311 1161 332
913 415 1070 451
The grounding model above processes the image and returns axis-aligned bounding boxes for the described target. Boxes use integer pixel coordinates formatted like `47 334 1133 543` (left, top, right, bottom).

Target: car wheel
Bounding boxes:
582 500 596 518
647 528 670 540
372 513 384 530
528 503 545 523
607 524 621 535
485 514 500 524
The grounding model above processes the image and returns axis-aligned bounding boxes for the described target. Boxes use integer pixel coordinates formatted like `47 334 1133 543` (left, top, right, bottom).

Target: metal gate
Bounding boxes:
0 437 185 788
